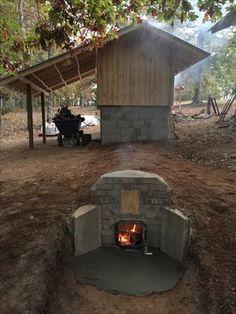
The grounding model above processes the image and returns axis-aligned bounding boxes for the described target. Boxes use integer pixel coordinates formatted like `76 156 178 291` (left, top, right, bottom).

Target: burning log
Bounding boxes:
118 223 143 247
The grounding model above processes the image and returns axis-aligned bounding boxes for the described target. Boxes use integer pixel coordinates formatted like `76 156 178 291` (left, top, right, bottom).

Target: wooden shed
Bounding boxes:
97 22 210 143
0 22 209 148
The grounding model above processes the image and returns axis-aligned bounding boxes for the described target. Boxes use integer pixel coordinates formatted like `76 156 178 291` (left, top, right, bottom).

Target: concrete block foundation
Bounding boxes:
101 106 170 144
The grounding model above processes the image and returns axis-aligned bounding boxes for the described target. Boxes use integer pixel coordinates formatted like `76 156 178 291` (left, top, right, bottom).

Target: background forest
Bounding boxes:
0 0 235 115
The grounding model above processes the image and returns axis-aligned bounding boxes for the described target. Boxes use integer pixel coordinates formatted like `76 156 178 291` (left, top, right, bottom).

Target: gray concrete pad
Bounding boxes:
72 248 184 296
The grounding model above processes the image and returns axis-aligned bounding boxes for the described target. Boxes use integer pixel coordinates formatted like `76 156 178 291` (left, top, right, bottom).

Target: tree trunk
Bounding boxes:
0 91 3 128
18 0 25 38
79 94 83 106
191 56 204 106
191 81 202 105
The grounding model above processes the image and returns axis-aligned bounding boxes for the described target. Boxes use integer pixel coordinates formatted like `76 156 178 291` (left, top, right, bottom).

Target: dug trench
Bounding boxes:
0 141 235 314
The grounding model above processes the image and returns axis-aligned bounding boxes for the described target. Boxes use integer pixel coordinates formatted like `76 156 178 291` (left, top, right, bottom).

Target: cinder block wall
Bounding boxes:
101 106 170 144
90 170 172 248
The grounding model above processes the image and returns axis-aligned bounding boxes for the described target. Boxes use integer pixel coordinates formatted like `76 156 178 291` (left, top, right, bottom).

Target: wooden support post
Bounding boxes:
26 84 34 149
213 98 220 115
41 92 46 144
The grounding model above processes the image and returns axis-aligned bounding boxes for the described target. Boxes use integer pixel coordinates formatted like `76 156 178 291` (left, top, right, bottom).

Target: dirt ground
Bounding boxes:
0 105 235 314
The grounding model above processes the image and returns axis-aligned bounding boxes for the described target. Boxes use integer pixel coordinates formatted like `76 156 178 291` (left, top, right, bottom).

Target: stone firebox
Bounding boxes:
72 170 191 263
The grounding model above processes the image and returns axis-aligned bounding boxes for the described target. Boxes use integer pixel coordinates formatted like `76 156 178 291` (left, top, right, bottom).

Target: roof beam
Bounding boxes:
53 64 68 86
31 73 58 95
75 55 82 80
0 49 84 86
29 56 94 88
20 77 49 96
51 68 95 89
33 68 95 97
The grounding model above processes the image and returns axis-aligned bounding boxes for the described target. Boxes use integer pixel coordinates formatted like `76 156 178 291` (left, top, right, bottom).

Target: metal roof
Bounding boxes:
0 22 210 97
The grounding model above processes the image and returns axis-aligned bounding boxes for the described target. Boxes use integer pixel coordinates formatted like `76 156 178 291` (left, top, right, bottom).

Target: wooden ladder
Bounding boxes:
217 88 236 124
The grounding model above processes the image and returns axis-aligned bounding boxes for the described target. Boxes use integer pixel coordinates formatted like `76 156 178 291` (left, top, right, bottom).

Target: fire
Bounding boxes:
118 223 139 246
119 234 130 245
131 224 136 232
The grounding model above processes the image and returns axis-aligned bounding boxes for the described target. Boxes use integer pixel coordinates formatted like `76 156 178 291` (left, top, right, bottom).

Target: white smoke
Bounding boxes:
141 5 234 99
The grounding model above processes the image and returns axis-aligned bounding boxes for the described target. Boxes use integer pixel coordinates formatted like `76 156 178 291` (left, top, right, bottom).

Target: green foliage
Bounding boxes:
203 32 236 97
0 84 45 115
35 0 234 51
174 17 235 102
177 32 236 101
197 0 235 21
0 0 46 75
0 0 25 74
0 0 235 112
0 0 234 74
55 75 97 107
0 87 25 115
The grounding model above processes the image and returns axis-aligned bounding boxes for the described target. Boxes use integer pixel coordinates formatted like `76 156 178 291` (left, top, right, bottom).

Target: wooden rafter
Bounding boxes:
0 50 83 86
34 62 95 93
31 73 57 95
75 55 82 80
20 77 49 96
53 64 68 86
33 68 95 97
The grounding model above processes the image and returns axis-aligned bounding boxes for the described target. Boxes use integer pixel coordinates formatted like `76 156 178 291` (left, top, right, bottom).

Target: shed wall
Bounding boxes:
97 32 174 107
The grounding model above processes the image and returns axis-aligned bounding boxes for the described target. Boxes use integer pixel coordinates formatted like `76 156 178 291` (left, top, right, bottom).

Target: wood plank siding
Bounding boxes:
97 30 174 107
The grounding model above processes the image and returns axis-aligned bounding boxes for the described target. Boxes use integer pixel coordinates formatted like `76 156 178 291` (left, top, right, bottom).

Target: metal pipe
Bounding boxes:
143 228 153 256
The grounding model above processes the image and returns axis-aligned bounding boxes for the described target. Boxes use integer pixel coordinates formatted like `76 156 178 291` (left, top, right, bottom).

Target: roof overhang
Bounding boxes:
0 22 210 96
0 46 96 97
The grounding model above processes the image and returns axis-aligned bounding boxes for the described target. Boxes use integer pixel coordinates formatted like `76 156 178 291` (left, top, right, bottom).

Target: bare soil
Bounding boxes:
0 105 235 314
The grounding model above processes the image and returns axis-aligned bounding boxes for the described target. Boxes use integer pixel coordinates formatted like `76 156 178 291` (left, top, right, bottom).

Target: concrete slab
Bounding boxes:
72 247 184 296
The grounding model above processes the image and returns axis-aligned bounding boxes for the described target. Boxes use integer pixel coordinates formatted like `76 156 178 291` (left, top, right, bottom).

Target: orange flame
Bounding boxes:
118 224 138 246
131 224 136 232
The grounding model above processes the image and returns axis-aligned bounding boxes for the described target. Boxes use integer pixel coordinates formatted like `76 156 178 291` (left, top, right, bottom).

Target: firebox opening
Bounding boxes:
115 220 147 249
